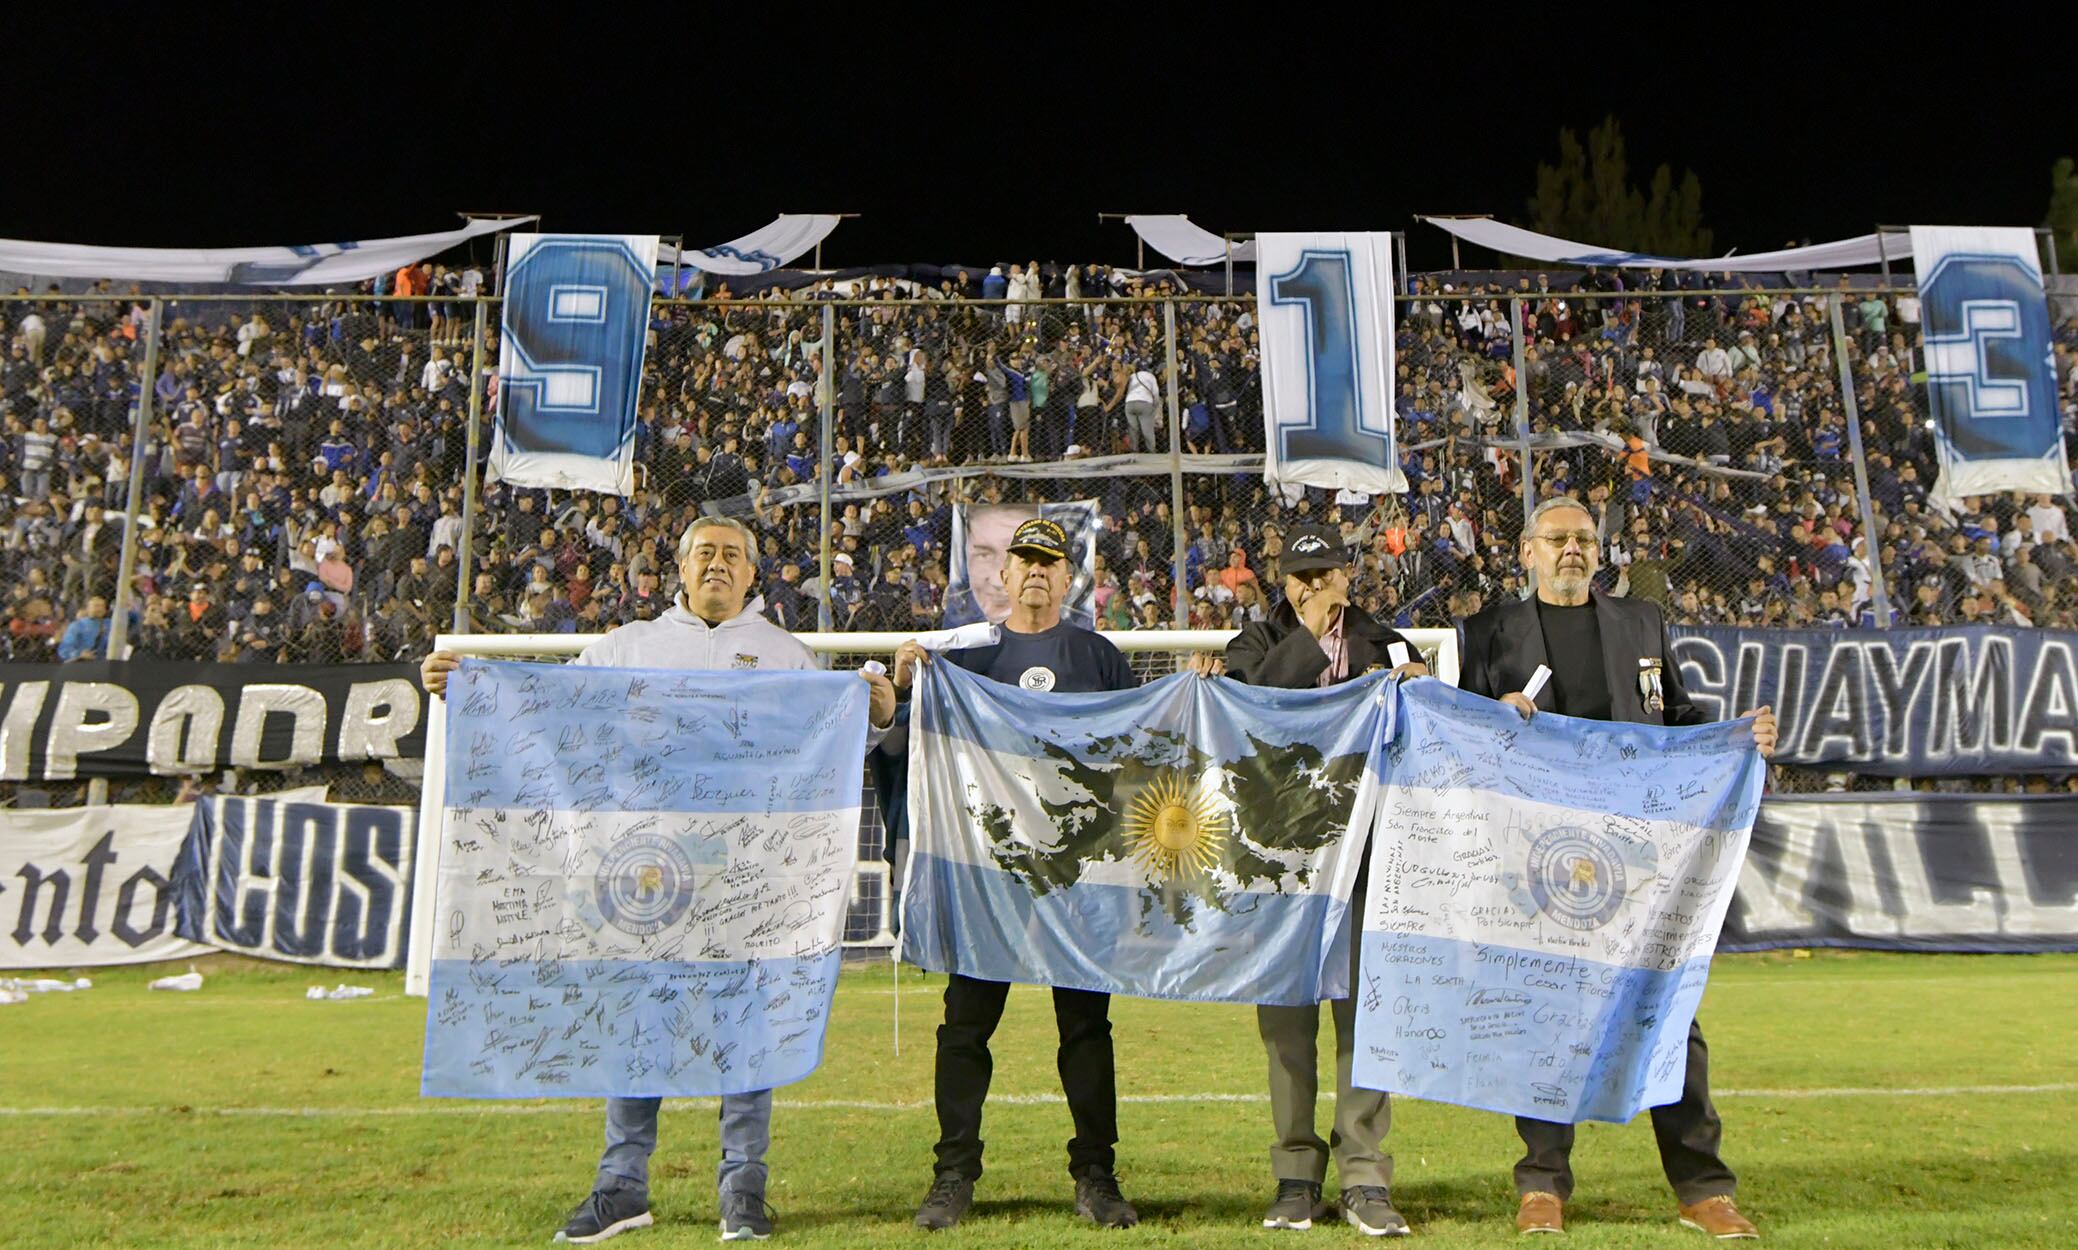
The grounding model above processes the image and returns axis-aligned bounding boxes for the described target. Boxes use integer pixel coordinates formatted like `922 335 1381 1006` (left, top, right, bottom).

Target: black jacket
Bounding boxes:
1455 590 1699 727
1225 598 1417 690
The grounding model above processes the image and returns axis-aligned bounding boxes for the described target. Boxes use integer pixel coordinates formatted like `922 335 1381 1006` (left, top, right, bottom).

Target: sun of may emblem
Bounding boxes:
1123 772 1229 880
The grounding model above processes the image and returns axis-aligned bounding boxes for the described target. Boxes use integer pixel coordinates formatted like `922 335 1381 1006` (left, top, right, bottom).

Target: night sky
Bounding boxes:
4 13 2064 273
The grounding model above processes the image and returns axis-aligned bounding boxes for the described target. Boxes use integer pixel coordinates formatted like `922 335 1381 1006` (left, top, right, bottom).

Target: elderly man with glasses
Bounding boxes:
1456 496 1776 1241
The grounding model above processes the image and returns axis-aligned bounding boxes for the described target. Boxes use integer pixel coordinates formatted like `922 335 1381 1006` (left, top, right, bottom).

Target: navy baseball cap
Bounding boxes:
1008 518 1069 561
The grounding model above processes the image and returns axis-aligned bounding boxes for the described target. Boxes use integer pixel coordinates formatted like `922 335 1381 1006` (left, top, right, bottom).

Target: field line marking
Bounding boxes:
2 1083 2073 1118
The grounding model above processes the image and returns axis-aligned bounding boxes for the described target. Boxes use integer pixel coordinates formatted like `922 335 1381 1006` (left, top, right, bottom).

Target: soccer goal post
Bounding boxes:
404 628 1459 996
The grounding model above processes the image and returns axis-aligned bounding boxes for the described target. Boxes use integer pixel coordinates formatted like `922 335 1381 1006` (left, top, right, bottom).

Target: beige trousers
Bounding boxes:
1256 936 1392 1188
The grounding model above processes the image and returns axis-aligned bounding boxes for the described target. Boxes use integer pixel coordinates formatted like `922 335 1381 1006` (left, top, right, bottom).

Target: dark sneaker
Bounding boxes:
1341 1186 1411 1237
1074 1170 1140 1229
914 1173 974 1231
553 1185 653 1244
718 1191 775 1241
1263 1179 1331 1230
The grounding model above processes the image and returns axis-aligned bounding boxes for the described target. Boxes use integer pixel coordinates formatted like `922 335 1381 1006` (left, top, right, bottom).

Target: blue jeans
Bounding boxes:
597 1090 772 1200
986 403 1010 457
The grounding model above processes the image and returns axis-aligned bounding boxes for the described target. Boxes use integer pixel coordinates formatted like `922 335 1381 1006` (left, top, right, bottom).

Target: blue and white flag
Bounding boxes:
1911 225 2070 501
902 663 1389 1004
1256 232 1404 496
1353 681 1764 1124
422 660 868 1099
487 233 660 497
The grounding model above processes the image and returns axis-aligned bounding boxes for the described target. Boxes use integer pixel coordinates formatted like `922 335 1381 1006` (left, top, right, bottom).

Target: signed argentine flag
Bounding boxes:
422 661 868 1098
1353 680 1764 1124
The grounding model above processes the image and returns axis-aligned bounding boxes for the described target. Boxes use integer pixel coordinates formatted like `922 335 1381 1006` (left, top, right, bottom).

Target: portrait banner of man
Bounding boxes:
942 500 1098 629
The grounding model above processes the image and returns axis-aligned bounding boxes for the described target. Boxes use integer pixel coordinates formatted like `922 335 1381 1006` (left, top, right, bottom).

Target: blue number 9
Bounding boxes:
499 238 653 458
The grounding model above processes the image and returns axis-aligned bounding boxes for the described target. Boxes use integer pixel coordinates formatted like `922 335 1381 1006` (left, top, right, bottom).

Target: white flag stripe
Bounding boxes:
1367 786 1737 968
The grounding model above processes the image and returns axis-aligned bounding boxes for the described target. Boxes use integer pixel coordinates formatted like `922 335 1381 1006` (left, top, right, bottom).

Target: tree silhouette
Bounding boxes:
2047 158 2078 274
1525 117 1712 260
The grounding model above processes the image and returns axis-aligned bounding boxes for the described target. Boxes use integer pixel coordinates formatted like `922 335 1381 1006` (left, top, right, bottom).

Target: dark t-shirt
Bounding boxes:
948 620 1137 694
1535 599 1611 721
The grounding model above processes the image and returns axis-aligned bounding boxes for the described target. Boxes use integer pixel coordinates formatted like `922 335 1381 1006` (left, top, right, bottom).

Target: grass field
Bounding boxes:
2 951 2074 1249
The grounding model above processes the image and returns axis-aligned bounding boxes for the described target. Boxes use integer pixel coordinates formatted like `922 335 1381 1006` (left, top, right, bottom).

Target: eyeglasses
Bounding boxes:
1531 532 1597 552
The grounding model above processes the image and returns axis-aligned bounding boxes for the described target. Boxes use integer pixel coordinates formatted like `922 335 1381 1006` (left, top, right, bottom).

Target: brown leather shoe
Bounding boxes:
1516 1191 1564 1235
1678 1195 1758 1239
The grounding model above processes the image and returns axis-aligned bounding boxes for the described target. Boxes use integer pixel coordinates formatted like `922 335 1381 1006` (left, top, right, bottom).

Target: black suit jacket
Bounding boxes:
1455 590 1700 727
1225 599 1416 690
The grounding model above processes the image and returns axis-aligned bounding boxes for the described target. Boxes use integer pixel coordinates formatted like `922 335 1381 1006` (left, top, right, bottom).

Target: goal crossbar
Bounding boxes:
404 628 1459 995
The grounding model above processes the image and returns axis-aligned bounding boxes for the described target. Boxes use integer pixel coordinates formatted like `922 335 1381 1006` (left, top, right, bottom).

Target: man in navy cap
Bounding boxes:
893 517 1142 1232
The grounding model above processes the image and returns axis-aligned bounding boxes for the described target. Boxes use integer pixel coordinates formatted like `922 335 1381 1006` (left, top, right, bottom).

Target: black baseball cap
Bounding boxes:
1282 524 1346 576
1008 518 1069 561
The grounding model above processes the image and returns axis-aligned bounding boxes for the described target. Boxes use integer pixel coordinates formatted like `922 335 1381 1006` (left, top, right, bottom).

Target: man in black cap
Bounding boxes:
1201 523 1428 1237
892 517 1142 1232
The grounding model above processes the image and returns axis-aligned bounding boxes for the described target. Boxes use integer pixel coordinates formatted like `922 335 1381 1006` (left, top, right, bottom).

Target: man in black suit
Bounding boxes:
1457 496 1776 1241
1206 523 1428 1238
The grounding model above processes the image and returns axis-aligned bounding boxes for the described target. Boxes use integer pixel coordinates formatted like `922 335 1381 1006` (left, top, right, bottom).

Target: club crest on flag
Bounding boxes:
595 833 698 937
1520 826 1626 931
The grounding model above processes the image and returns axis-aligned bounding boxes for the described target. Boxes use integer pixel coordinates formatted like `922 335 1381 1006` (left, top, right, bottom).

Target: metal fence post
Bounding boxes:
1511 297 1534 529
452 297 492 634
817 301 836 631
1164 299 1189 626
104 297 162 666
1829 294 1892 627
90 297 163 805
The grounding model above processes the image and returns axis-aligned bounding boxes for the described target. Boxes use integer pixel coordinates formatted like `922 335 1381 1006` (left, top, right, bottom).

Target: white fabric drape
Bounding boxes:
657 214 842 275
0 217 529 286
1418 216 1911 273
1124 215 1256 267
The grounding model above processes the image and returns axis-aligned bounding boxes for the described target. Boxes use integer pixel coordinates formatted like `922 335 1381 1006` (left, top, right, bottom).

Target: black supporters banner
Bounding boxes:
1723 794 2078 954
1670 625 2078 776
0 662 426 780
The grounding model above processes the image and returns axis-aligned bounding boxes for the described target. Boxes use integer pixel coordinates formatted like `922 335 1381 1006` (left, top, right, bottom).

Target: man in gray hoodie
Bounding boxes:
422 515 894 1245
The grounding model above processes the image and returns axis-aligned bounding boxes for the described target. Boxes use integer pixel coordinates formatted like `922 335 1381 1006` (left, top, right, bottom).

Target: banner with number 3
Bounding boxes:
1256 233 1404 495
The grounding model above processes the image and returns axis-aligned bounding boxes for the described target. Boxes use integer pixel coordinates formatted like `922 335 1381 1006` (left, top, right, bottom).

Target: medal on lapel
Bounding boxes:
1638 657 1665 714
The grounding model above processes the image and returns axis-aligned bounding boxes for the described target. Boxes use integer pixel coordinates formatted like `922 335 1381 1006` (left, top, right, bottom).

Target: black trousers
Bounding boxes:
1514 1017 1735 1205
932 973 1117 1180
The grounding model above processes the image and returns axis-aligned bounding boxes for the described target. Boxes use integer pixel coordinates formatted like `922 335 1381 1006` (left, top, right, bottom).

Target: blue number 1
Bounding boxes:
1268 249 1389 466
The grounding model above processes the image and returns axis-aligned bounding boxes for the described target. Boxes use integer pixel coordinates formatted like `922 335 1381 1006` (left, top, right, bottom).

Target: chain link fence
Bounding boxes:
8 279 2078 807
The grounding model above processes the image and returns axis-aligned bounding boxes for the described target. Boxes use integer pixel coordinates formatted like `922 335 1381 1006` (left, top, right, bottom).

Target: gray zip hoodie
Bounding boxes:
572 594 885 745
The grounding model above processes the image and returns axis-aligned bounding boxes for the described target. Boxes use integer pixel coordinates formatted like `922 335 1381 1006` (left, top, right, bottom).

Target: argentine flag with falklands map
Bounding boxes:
1352 679 1764 1124
902 661 1391 1005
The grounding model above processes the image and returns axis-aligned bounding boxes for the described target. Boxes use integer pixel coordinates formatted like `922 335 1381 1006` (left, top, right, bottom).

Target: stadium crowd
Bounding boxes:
4 265 2078 679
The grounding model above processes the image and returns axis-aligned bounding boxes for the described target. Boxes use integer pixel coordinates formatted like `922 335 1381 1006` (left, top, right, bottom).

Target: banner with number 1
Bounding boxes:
1256 233 1404 495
